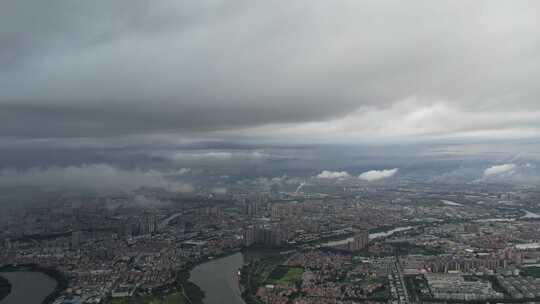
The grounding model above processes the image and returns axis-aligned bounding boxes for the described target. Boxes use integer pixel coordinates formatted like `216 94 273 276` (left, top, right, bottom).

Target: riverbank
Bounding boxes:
240 253 289 304
0 275 11 302
0 264 68 304
190 248 295 304
100 249 244 304
318 225 417 248
153 249 243 304
105 264 205 304
294 225 397 248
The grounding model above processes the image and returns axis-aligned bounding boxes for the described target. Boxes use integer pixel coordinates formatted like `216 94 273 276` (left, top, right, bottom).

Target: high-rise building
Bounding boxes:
138 215 157 235
254 226 283 247
464 223 480 234
244 199 258 217
4 238 11 250
348 230 369 251
71 230 83 248
243 226 256 247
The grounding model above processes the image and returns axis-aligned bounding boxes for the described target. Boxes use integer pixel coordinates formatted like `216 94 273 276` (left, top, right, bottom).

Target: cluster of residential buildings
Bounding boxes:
0 182 540 303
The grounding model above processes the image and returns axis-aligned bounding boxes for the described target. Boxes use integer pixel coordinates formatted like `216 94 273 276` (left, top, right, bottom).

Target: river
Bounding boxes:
189 249 283 304
190 253 245 304
0 271 57 304
188 227 414 304
521 209 540 219
441 200 463 206
321 226 414 247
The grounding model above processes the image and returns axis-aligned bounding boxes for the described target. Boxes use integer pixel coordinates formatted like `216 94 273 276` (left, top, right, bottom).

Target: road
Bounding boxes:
388 254 412 304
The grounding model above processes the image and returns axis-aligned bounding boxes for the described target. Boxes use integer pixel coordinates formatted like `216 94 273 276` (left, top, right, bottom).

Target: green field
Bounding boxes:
163 292 185 304
521 266 540 278
266 266 303 287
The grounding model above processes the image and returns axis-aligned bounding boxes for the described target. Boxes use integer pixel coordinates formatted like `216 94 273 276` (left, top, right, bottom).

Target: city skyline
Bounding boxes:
2 2 540 304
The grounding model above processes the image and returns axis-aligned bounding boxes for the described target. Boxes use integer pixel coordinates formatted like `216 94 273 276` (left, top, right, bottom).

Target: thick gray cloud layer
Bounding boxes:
0 164 193 192
2 1 540 141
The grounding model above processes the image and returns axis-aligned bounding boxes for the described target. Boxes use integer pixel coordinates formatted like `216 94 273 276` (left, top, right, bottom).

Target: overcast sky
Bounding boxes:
2 1 540 146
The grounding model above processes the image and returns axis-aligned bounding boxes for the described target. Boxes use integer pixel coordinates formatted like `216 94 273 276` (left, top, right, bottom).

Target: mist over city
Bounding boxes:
2 2 540 304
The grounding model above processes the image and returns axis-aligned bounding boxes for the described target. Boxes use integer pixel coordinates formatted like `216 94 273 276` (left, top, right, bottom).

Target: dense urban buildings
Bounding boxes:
2 179 540 304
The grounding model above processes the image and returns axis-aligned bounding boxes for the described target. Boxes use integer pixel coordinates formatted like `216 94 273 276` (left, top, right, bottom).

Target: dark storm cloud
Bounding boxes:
0 102 347 137
2 1 540 140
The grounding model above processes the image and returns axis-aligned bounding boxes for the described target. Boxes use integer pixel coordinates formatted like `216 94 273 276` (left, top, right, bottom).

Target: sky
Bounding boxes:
1 1 540 190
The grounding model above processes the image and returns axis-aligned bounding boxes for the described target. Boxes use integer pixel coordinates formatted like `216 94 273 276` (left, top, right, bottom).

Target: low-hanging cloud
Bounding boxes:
0 164 193 193
177 167 192 174
316 170 351 179
359 168 398 181
483 164 516 177
173 151 272 161
211 187 228 195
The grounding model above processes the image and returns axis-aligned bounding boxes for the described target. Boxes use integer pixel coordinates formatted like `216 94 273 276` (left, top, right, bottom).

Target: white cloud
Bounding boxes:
359 168 398 181
483 164 516 177
211 187 227 195
231 99 540 143
132 195 172 208
173 151 270 161
177 168 191 174
316 170 351 179
0 164 193 193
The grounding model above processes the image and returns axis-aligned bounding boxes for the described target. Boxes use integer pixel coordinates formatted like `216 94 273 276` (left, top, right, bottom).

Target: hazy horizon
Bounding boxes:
2 1 540 192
